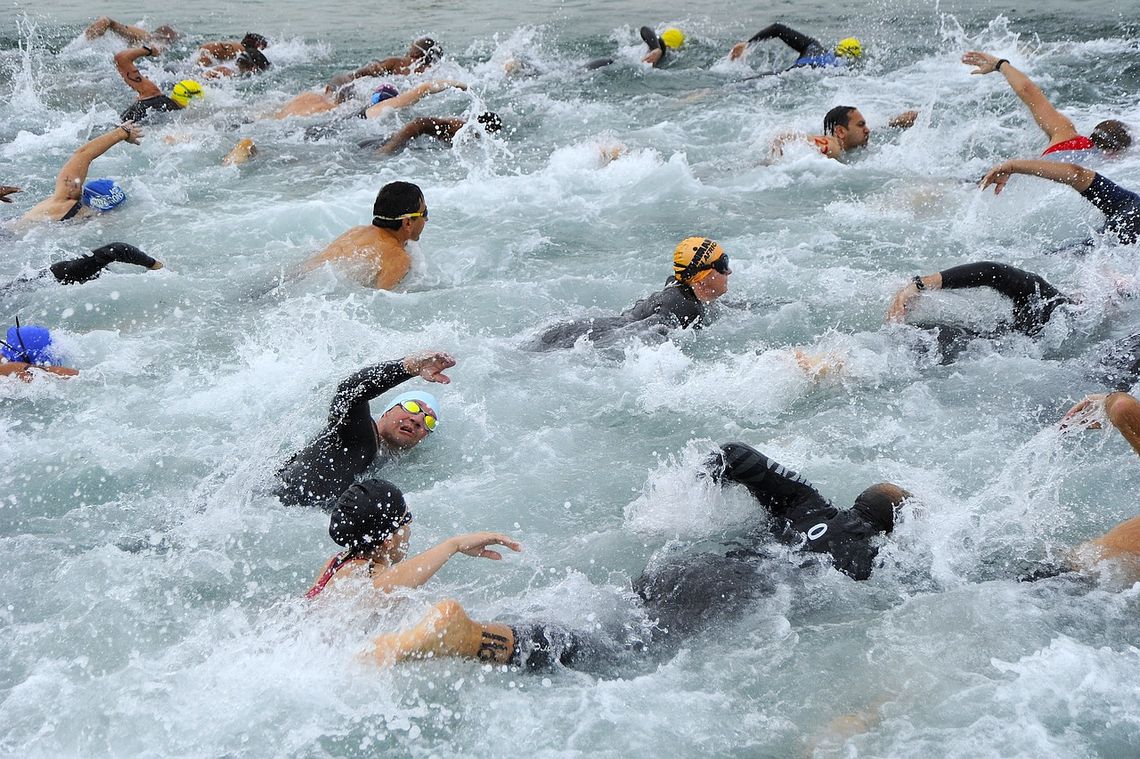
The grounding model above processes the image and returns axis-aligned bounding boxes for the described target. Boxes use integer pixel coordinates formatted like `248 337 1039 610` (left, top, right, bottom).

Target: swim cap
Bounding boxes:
81 179 127 212
383 390 441 418
661 28 686 49
1 324 55 365
370 84 400 105
835 37 862 58
328 479 410 552
477 111 503 133
852 483 911 533
673 237 725 284
170 79 204 108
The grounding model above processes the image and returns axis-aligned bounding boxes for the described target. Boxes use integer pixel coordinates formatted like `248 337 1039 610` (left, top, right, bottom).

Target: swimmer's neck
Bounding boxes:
368 223 414 249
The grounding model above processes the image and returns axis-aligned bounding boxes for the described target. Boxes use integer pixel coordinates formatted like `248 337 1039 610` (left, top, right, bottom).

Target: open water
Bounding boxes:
1 1 1139 756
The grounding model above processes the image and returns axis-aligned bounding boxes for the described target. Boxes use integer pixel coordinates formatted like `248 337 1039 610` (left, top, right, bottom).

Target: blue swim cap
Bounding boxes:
370 84 400 105
383 390 440 418
1 324 56 364
81 178 127 212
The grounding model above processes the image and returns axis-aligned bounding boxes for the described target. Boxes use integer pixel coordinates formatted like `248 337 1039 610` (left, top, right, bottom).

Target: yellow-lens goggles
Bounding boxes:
399 400 437 431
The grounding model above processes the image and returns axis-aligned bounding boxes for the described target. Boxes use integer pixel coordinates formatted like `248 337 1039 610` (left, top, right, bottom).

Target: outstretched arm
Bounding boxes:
886 272 943 321
376 117 462 155
85 17 151 43
980 159 1095 195
114 47 164 99
961 51 1078 144
709 442 834 521
52 123 142 203
328 57 405 89
369 532 522 592
731 23 818 60
327 351 454 424
364 80 466 118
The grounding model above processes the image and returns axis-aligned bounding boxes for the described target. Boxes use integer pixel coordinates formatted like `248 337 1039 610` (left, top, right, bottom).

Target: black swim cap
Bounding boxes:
328 479 410 553
477 112 502 133
851 483 910 533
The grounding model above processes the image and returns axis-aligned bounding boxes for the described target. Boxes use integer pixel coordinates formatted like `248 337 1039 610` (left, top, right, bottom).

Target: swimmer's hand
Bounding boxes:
119 122 144 145
402 350 456 384
149 260 164 270
1060 393 1107 431
980 162 1013 195
886 282 920 322
729 41 749 61
450 532 522 561
889 110 919 129
0 185 20 203
962 50 1002 75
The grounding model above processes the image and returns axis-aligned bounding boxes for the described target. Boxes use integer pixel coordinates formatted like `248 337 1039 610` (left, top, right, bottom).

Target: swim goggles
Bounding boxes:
693 253 731 275
398 400 437 431
373 209 428 222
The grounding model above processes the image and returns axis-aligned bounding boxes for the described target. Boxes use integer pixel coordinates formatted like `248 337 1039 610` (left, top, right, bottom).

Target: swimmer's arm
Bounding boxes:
114 47 164 99
364 80 465 118
643 48 664 67
375 117 458 155
326 360 415 424
888 110 919 129
980 159 1095 195
0 186 19 203
329 57 403 88
1105 392 1140 456
196 41 238 65
370 533 522 593
964 52 1078 144
886 272 942 322
0 362 78 380
53 124 141 202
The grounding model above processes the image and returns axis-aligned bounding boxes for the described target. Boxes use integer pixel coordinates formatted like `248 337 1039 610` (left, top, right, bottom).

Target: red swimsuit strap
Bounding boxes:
304 551 356 599
1042 135 1094 155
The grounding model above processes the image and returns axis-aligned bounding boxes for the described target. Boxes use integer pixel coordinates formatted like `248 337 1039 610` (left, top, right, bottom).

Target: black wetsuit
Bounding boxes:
1 243 156 296
120 95 182 124
530 279 706 351
585 25 666 70
1080 173 1140 245
747 23 826 60
275 360 413 509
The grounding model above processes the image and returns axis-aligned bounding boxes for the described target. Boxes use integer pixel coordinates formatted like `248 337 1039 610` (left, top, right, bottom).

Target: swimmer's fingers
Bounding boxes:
1060 395 1107 430
406 350 457 383
885 288 914 322
979 166 1009 194
0 185 20 202
119 121 144 144
961 51 997 74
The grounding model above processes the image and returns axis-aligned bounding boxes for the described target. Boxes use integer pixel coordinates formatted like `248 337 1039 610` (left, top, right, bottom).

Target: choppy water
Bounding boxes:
2 1 1140 756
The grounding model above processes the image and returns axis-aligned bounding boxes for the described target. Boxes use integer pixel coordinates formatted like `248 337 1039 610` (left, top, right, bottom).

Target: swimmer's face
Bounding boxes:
406 199 428 242
838 109 870 149
384 521 411 563
376 397 436 450
692 262 731 303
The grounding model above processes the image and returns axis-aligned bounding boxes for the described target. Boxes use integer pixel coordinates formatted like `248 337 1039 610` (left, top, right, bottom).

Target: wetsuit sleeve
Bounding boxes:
622 285 703 328
1079 173 1140 245
938 261 1067 334
327 360 414 426
746 23 819 56
710 442 834 521
49 243 156 284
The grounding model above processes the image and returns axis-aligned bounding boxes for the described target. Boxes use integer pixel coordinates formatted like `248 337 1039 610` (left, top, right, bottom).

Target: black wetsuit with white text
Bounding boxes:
275 360 413 509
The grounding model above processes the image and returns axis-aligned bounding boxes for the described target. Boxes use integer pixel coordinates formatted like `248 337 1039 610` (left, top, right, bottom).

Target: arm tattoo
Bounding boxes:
477 630 510 661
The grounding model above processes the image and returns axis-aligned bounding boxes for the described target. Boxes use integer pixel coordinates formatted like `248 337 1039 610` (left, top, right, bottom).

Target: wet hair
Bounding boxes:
824 105 858 135
328 480 409 555
153 25 180 43
236 47 271 74
372 181 425 229
1090 119 1131 153
412 37 442 66
477 112 503 134
851 483 912 533
241 33 269 51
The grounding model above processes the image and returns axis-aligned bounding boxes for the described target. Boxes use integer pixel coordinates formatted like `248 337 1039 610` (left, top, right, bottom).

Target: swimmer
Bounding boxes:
980 159 1140 246
962 51 1131 159
328 37 443 89
0 322 78 380
729 23 862 73
783 105 917 160
585 25 684 70
199 33 271 78
114 46 204 123
306 480 521 600
20 123 141 224
297 181 427 289
2 243 161 296
0 186 19 203
274 349 454 509
287 80 466 132
83 17 178 45
529 237 732 351
222 138 257 166
357 80 467 120
708 442 912 581
271 85 358 119
365 112 502 155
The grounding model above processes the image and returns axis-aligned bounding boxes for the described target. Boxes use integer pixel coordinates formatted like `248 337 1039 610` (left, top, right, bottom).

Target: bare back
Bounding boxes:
301 225 412 290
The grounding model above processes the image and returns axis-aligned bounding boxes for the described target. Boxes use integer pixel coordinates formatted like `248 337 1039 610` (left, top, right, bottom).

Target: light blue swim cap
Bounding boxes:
383 390 440 417
370 84 400 105
81 178 127 212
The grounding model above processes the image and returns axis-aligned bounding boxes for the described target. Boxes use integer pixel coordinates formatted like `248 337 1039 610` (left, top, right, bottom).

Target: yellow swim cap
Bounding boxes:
673 237 725 284
835 37 862 58
170 79 205 108
661 28 686 50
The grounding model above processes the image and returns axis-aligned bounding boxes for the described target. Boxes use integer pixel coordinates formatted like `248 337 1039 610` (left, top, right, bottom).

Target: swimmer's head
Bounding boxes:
1091 119 1131 154
673 236 730 283
824 105 870 149
370 84 400 105
0 324 56 365
411 37 442 67
329 479 411 558
852 483 912 533
170 79 205 107
236 48 271 74
152 25 180 44
372 181 426 234
81 178 127 212
834 37 862 59
661 28 686 49
477 112 503 134
376 390 439 450
241 32 269 51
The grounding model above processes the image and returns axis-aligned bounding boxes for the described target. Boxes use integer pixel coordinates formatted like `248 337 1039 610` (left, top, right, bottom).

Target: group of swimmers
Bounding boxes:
4 17 1140 676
